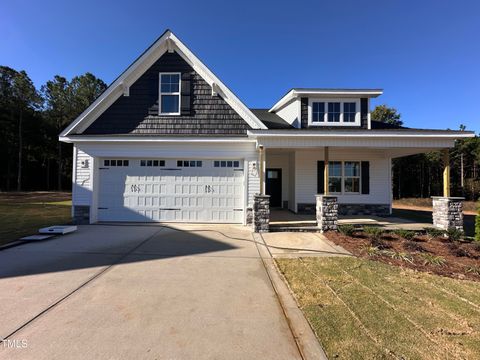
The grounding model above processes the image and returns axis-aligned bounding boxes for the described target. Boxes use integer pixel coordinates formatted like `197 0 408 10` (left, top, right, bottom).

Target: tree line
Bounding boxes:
372 106 480 201
0 65 479 201
0 66 106 191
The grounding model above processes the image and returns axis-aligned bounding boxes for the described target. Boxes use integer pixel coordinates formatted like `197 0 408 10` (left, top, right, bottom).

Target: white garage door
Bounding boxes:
97 158 244 223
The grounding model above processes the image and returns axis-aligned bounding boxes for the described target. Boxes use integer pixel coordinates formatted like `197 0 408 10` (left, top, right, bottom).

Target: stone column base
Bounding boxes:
432 196 464 231
253 194 270 233
316 195 338 232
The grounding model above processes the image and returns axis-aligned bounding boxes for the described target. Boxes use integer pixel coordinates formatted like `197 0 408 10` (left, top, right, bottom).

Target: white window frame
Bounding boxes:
343 161 361 194
159 72 181 115
308 98 361 126
327 160 362 195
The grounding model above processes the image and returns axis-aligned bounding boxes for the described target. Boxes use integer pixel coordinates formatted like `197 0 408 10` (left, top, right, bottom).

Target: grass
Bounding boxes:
0 192 72 246
276 257 480 359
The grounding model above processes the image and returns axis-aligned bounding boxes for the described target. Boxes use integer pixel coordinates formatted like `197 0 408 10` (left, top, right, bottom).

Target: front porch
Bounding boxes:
269 209 432 232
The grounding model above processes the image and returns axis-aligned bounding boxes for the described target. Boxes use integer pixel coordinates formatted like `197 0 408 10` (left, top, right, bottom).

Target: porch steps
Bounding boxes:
269 225 321 233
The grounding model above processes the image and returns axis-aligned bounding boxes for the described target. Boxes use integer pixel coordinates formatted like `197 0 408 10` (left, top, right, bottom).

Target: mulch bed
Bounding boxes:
325 230 480 281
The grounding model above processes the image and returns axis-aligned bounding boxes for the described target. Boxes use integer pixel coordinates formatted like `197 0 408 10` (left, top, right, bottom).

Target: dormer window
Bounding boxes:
159 72 181 115
308 99 360 126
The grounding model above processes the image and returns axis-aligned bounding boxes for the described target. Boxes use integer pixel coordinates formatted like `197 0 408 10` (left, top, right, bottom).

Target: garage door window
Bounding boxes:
104 160 129 167
140 160 165 167
177 160 202 167
214 160 240 168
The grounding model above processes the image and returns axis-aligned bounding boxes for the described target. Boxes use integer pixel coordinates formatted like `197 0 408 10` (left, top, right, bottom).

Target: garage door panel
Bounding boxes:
98 159 244 223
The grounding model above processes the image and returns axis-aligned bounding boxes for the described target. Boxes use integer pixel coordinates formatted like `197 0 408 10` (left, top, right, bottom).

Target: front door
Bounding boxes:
266 168 282 207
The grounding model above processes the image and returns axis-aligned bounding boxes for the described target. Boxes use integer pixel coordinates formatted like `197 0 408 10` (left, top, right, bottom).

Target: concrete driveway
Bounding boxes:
0 224 302 360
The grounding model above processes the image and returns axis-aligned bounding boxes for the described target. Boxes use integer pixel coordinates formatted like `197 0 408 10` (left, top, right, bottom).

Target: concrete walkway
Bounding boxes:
261 231 351 257
0 224 302 360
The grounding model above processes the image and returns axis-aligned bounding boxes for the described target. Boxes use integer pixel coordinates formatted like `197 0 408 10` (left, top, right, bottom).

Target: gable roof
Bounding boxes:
269 88 383 113
60 30 267 137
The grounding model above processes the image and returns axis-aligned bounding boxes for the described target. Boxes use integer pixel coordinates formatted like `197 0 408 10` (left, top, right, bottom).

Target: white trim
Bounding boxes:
269 89 383 113
248 130 475 139
60 136 257 143
72 145 78 217
307 98 361 127
367 98 371 129
59 30 266 137
159 72 181 115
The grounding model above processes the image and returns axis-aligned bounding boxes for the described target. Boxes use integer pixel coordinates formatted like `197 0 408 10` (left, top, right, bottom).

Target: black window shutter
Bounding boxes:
180 72 192 115
361 161 370 194
317 161 325 194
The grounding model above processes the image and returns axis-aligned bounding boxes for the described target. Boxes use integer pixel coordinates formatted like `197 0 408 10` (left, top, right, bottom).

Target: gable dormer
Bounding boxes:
269 89 383 129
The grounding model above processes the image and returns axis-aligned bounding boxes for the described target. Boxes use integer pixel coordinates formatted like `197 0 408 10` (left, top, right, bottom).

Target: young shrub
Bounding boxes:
392 229 416 240
382 250 414 264
338 224 356 237
465 265 480 276
404 241 426 253
363 245 381 257
420 253 446 267
446 228 464 242
424 227 445 240
363 226 384 240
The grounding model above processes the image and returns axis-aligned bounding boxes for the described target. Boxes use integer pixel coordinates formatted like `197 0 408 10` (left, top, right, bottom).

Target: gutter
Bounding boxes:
247 130 475 139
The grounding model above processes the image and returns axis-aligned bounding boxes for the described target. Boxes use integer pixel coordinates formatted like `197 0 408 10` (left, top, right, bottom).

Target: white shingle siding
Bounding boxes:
73 147 93 206
294 149 391 205
275 99 300 128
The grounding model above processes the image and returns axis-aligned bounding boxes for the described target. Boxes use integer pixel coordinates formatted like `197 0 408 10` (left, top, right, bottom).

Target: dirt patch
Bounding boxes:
326 230 480 281
393 198 478 215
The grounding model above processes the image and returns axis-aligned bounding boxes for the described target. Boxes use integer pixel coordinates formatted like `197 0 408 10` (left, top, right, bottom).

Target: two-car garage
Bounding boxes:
97 158 245 223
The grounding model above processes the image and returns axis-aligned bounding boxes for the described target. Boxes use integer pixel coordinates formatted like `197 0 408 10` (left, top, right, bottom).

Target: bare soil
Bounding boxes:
394 198 478 214
326 230 480 281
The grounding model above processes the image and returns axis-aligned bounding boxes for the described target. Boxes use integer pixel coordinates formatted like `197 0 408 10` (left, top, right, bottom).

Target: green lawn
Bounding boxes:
276 257 480 359
0 192 72 246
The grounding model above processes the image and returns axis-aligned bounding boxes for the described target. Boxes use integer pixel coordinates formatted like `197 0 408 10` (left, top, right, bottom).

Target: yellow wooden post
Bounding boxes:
443 149 450 197
324 147 329 195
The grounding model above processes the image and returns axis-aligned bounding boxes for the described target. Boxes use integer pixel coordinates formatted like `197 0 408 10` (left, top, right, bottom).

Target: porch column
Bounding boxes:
432 149 464 231
324 146 329 195
259 145 266 195
443 149 450 197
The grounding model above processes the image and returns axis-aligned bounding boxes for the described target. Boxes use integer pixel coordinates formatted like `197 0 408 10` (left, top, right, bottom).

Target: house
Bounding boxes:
59 30 474 226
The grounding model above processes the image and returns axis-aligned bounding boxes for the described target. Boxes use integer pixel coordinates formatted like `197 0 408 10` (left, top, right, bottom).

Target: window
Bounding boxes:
343 102 356 123
327 161 361 194
140 159 165 167
309 99 360 126
312 102 325 122
159 73 180 115
214 160 240 168
344 161 360 193
104 159 129 167
328 102 340 122
328 161 342 193
177 160 202 167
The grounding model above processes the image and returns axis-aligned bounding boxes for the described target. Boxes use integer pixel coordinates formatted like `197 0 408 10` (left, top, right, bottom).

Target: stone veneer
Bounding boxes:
316 195 338 232
253 195 270 233
432 197 464 231
73 205 90 225
298 203 390 216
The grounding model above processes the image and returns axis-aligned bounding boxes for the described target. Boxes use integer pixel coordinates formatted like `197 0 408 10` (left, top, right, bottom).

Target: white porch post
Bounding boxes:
259 145 266 195
324 146 329 195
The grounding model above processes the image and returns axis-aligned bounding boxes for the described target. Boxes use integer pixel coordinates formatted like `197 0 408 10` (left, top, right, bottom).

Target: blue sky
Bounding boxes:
2 0 479 132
